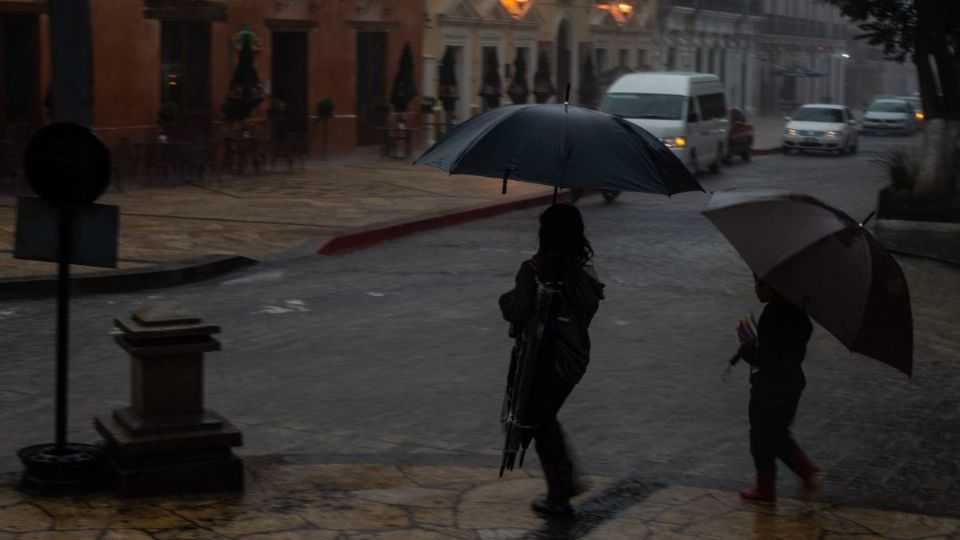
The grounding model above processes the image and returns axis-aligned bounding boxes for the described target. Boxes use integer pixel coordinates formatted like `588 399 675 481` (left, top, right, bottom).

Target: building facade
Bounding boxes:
755 0 851 115
658 0 764 114
422 0 658 141
0 0 425 157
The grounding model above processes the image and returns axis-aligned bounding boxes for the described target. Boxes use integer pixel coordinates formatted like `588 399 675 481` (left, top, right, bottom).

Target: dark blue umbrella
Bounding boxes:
415 103 702 195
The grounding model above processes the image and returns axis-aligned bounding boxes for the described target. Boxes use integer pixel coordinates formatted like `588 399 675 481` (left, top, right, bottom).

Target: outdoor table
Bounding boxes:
223 136 266 175
132 140 193 182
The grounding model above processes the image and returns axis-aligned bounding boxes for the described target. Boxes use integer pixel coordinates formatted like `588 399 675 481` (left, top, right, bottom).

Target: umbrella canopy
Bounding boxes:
480 48 502 109
703 188 913 376
415 103 702 194
533 50 556 104
226 34 264 121
507 50 529 104
390 42 417 113
578 54 599 108
438 47 458 112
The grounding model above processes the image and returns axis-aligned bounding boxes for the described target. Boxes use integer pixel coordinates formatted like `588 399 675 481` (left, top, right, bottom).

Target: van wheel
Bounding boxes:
742 139 752 161
708 145 722 173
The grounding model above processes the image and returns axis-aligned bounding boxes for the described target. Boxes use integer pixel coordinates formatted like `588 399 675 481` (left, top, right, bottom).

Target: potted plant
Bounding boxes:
268 97 287 119
316 98 335 119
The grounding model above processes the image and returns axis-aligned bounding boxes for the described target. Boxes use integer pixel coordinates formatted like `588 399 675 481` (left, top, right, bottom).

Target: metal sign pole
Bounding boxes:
16 122 113 496
55 208 72 450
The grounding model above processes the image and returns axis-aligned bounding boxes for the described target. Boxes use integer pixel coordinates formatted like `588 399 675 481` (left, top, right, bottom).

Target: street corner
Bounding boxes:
580 484 960 540
3 463 959 539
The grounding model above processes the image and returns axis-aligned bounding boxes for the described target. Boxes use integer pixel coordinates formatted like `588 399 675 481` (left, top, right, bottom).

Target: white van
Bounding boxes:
599 72 728 173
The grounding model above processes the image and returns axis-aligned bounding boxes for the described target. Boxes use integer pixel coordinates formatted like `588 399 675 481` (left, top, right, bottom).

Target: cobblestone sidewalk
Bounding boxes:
1 458 957 539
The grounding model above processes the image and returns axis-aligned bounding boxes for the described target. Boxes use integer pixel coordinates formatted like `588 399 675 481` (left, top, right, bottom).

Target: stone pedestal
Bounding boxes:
95 302 243 497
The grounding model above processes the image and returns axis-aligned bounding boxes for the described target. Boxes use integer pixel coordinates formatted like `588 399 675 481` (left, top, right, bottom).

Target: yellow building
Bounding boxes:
421 1 657 139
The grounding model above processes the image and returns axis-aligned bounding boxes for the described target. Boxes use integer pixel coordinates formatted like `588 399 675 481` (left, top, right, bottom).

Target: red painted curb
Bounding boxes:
317 192 568 255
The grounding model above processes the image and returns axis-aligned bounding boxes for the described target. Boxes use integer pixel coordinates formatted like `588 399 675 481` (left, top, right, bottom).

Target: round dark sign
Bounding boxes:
24 123 110 207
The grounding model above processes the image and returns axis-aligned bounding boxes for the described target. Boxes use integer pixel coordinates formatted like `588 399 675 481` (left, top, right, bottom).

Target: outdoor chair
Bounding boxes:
271 131 308 174
183 138 221 185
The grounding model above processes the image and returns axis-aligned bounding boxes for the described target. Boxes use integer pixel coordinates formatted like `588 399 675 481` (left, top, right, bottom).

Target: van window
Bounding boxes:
698 93 726 120
599 93 685 120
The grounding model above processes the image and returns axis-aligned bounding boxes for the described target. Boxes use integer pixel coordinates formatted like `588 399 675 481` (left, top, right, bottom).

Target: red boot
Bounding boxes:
782 447 825 499
740 469 776 504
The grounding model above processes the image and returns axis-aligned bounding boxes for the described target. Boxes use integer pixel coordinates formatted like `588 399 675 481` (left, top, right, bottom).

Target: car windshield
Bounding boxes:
900 98 922 110
868 100 909 113
600 93 684 120
793 107 843 123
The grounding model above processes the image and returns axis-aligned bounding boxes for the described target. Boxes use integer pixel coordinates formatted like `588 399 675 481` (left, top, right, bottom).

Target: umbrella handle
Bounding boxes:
502 169 510 195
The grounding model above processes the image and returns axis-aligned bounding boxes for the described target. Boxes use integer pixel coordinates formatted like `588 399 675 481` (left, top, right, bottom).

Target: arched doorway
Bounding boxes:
556 20 571 102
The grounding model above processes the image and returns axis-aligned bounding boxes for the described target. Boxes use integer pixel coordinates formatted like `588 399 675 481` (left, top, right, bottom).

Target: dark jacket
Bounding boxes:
739 300 813 400
499 253 605 385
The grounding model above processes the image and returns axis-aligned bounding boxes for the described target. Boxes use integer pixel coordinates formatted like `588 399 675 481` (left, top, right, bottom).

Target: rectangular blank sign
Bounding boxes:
14 196 119 268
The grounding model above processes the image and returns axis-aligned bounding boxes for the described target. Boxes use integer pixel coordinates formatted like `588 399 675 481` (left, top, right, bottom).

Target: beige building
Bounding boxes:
421 0 657 139
658 0 764 113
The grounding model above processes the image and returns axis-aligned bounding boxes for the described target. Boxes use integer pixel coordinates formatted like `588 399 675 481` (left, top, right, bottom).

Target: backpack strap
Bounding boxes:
524 257 541 274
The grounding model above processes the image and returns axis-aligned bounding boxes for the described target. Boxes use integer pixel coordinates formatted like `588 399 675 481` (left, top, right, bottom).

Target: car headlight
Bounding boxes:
915 112 924 120
825 130 839 138
660 136 687 148
785 128 798 136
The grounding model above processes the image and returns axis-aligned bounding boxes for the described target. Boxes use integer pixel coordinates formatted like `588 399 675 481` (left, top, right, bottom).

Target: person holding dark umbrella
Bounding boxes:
705 188 914 505
499 204 605 517
734 276 824 504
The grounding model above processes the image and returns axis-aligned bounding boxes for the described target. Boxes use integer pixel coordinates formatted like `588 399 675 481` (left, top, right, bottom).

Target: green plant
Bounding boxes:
316 98 335 118
873 147 919 192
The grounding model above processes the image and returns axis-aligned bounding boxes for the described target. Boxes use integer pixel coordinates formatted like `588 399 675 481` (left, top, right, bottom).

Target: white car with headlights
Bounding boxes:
862 98 919 135
782 104 859 155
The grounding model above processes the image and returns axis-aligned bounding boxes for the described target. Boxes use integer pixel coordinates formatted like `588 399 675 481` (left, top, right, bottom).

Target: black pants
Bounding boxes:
748 395 800 470
532 377 575 468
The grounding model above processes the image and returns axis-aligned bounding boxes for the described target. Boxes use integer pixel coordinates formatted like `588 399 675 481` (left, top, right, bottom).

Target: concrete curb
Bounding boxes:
317 191 566 255
0 255 258 300
0 190 567 298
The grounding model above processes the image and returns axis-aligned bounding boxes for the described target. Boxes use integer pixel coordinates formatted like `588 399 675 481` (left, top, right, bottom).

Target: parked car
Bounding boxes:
898 95 924 122
782 104 859 155
724 106 753 163
862 98 918 135
600 72 728 174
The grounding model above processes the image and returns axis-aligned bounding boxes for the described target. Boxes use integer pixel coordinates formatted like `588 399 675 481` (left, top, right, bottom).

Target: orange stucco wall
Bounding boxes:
90 0 425 156
17 0 426 157
90 0 161 144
